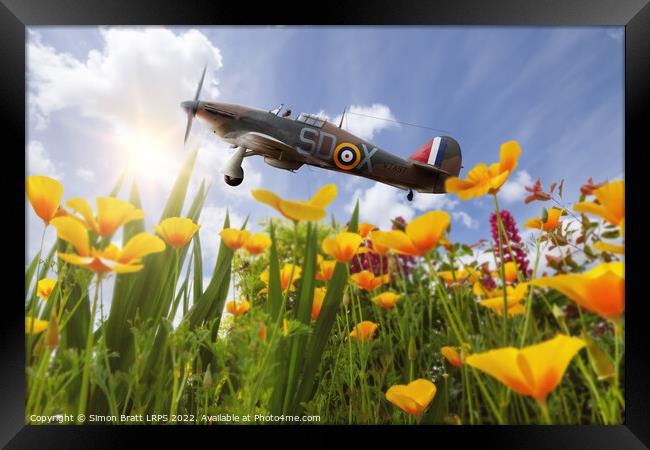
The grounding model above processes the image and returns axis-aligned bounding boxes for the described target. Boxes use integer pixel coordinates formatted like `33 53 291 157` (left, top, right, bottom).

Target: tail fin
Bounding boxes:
409 136 462 177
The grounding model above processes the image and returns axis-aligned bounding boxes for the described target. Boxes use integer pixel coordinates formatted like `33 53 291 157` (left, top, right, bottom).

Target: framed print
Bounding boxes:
2 0 648 447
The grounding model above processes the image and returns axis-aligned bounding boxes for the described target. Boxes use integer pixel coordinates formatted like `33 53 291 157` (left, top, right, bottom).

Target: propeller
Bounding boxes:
181 64 207 144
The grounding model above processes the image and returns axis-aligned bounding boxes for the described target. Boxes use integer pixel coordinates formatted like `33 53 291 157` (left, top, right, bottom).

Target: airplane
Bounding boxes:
181 67 462 201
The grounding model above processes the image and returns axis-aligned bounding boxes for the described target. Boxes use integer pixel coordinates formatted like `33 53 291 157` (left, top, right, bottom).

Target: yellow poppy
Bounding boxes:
25 317 49 334
260 264 302 292
441 346 463 368
154 217 200 249
445 141 521 200
357 223 377 238
473 280 495 297
65 197 144 237
283 318 289 336
350 270 390 291
251 184 337 222
465 334 585 403
371 291 401 309
492 261 519 284
479 283 529 317
594 241 624 255
322 232 364 262
529 262 624 319
315 258 337 281
524 207 563 231
574 180 624 227
349 321 378 341
26 176 64 225
244 233 272 255
50 216 165 274
226 299 250 317
374 211 450 257
438 267 481 285
311 287 327 321
386 379 437 416
219 228 252 250
37 278 57 300
367 231 391 255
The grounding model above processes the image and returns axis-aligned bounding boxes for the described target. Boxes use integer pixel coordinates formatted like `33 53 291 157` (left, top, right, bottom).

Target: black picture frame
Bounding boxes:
3 0 648 447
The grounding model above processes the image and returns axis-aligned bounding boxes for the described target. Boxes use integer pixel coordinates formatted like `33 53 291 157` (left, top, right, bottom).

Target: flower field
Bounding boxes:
25 141 624 425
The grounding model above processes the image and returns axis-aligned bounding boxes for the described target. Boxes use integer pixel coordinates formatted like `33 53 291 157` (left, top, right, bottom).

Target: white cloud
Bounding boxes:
27 141 63 179
411 193 458 211
316 103 398 141
26 28 267 275
346 183 415 229
452 211 478 229
29 27 221 132
346 182 463 230
76 167 95 182
499 170 533 203
28 27 224 196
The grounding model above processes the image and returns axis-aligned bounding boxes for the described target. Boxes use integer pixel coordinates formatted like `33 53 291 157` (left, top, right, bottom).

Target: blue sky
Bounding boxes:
26 26 624 273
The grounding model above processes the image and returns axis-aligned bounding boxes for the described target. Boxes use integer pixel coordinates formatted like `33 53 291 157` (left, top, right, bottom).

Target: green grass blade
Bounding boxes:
189 211 233 329
108 169 128 198
123 180 145 243
294 202 359 410
265 222 282 320
192 234 203 306
282 223 317 413
159 148 198 221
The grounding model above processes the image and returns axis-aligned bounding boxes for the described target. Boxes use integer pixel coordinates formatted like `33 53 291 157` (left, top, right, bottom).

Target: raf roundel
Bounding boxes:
333 143 361 170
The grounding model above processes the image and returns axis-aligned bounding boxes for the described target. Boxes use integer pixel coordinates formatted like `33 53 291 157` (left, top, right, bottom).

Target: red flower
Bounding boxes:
524 179 551 204
580 177 606 197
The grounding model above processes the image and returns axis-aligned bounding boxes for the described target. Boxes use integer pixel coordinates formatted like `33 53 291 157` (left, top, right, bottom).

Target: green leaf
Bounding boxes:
265 222 283 320
108 169 128 198
25 249 40 299
188 211 233 329
601 230 620 239
293 201 359 411
541 207 549 224
282 223 317 414
582 331 615 382
159 148 198 221
122 180 145 244
192 234 204 306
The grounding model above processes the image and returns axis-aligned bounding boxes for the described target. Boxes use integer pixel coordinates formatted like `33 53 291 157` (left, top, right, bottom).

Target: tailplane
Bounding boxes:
409 136 462 193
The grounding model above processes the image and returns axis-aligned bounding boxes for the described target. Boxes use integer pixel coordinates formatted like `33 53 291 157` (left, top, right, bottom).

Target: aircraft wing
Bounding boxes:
236 132 304 162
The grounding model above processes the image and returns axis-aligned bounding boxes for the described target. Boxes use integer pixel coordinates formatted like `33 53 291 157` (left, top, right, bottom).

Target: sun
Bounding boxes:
114 126 181 185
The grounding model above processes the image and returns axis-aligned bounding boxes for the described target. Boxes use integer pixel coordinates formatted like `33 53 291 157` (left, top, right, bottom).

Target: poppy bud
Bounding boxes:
408 337 417 361
45 311 60 351
203 365 213 390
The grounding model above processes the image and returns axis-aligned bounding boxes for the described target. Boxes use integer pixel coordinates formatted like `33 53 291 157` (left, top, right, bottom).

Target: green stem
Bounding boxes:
492 194 509 344
27 226 48 365
537 399 552 425
77 274 101 419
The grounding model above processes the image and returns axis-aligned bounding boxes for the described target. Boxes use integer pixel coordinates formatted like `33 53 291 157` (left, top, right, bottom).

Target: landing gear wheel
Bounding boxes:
224 169 244 186
407 189 414 202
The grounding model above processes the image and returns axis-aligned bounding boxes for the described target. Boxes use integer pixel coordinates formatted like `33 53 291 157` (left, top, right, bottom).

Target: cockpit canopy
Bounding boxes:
296 113 326 128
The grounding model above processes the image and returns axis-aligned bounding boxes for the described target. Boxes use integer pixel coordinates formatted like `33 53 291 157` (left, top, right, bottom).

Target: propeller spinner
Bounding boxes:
181 64 207 143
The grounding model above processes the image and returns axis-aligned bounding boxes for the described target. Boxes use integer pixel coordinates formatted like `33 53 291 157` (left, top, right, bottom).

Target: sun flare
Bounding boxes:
114 126 182 185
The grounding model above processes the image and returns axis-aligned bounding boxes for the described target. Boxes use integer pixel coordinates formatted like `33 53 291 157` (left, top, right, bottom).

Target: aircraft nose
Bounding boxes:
181 100 199 116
